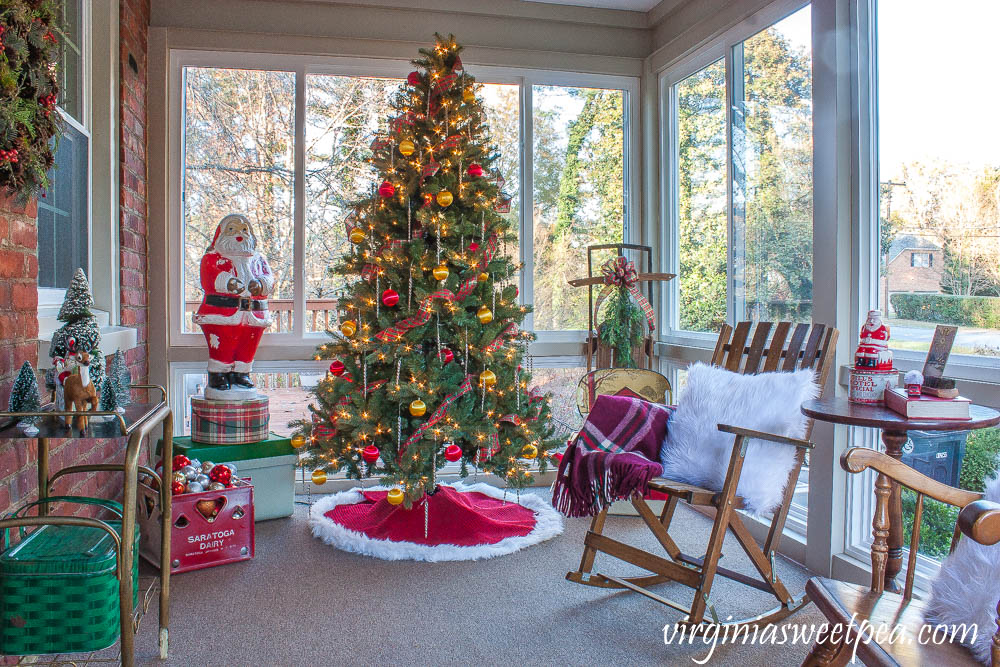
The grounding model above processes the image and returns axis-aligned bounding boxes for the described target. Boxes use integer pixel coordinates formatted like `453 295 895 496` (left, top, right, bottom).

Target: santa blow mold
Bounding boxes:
193 214 274 398
848 309 897 404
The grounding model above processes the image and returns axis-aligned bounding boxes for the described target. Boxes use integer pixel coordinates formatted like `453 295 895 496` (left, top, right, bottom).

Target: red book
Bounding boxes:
884 386 971 420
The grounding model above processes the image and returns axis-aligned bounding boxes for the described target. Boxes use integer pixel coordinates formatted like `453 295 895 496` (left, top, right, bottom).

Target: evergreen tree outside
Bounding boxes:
8 361 41 424
49 268 105 390
295 35 559 508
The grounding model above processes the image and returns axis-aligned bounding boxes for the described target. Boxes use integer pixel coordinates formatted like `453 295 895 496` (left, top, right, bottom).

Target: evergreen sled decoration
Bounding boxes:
8 360 41 433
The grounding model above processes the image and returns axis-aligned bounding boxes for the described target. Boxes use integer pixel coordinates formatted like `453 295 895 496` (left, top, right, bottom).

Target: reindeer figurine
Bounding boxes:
63 347 98 429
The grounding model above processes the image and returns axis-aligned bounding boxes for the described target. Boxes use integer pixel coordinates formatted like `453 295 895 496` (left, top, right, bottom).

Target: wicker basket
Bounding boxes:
0 496 139 656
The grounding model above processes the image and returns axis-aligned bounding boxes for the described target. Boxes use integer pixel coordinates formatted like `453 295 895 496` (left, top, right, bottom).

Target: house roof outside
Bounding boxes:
888 234 941 263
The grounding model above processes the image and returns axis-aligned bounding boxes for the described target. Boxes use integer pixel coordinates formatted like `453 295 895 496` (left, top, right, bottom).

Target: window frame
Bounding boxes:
166 50 640 360
37 0 123 348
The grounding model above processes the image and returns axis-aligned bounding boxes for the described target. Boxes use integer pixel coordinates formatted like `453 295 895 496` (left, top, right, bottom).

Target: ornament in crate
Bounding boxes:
848 309 897 404
139 462 254 574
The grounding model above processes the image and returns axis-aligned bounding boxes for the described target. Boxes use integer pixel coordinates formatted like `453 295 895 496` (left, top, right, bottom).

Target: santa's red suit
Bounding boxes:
855 310 893 370
193 215 274 377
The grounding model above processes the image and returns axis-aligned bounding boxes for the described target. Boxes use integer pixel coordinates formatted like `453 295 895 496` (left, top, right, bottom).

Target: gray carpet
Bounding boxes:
128 490 825 666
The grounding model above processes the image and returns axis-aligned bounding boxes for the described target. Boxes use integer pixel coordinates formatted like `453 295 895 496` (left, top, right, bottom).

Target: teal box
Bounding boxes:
168 433 297 521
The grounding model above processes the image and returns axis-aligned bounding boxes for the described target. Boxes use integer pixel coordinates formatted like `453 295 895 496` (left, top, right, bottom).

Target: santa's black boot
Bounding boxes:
208 372 231 391
229 372 255 390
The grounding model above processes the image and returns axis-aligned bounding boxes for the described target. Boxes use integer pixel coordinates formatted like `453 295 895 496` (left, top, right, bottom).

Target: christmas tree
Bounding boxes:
8 361 40 424
49 268 105 390
296 35 558 508
107 349 131 408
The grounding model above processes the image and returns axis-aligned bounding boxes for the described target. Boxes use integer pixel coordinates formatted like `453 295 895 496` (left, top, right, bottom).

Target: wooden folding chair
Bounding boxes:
566 321 839 632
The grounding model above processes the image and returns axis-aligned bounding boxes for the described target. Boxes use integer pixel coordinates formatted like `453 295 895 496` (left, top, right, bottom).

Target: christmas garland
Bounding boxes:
0 0 62 201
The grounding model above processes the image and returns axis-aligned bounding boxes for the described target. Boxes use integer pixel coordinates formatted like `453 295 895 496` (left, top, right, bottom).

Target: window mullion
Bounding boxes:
293 67 306 340
520 78 534 334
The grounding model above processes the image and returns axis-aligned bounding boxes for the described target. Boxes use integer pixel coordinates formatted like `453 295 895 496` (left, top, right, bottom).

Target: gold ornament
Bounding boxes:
477 305 493 324
291 434 306 448
409 399 427 416
480 369 497 387
432 263 450 281
463 88 475 103
387 488 404 505
522 444 538 460
311 470 328 485
349 228 366 244
478 272 489 283
399 139 415 156
340 320 357 337
436 190 454 207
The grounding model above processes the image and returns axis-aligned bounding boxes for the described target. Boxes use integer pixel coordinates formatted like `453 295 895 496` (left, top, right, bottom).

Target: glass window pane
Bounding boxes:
878 1 1000 359
182 67 296 333
58 0 84 123
304 75 400 333
37 120 88 288
676 59 727 333
733 5 813 324
479 84 521 264
532 85 626 331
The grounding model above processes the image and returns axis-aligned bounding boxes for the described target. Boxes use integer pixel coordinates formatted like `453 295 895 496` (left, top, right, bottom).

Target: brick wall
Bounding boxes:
0 0 150 517
883 248 945 295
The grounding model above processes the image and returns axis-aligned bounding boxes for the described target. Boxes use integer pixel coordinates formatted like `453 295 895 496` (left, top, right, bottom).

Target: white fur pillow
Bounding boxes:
927 469 1000 665
659 362 819 515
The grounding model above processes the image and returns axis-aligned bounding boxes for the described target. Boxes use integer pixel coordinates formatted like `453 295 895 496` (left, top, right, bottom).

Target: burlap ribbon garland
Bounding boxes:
592 256 655 332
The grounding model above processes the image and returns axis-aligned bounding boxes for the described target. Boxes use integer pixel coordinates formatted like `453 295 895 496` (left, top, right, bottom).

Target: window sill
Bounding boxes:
37 324 139 369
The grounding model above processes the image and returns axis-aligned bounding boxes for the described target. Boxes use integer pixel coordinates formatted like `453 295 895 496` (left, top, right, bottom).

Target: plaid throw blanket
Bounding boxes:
552 394 674 518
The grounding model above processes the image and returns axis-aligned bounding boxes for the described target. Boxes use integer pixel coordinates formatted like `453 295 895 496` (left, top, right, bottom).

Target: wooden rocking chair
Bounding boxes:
566 320 839 631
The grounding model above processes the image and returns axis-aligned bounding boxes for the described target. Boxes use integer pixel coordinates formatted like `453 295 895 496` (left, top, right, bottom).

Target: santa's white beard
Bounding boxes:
215 234 258 284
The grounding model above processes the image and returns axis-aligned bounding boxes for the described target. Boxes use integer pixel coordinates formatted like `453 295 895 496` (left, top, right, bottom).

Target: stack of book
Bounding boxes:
884 386 970 420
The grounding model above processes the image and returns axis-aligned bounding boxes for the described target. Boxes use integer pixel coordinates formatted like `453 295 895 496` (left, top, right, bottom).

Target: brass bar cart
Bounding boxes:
0 385 173 666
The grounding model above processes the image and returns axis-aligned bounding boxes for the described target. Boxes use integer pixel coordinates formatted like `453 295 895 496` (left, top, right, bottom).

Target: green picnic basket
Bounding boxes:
0 496 139 656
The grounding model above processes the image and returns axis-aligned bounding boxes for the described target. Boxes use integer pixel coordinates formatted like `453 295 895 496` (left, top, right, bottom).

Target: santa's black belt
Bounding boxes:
205 295 266 311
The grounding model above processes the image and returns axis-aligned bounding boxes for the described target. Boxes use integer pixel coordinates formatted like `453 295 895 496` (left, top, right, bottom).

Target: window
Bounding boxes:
172 57 636 349
38 0 88 291
531 85 627 331
877 0 1000 361
663 4 813 533
668 5 813 335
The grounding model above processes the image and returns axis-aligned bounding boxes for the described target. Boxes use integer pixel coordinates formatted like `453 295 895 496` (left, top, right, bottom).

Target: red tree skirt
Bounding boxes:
309 482 563 561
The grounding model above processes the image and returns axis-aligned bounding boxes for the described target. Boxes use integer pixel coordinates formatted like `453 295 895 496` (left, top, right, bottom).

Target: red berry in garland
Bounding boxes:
378 180 395 198
466 163 484 178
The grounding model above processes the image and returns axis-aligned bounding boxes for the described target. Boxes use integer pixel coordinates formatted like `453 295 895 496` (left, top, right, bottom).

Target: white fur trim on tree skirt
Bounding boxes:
309 482 564 562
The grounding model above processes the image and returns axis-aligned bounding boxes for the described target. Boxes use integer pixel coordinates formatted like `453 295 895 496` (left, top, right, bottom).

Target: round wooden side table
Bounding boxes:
802 396 1000 593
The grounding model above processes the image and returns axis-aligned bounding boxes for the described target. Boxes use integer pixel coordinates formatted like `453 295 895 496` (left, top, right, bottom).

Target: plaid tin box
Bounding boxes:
190 395 270 445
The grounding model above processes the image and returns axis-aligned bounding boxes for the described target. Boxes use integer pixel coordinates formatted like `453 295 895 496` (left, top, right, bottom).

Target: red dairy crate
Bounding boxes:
137 478 255 573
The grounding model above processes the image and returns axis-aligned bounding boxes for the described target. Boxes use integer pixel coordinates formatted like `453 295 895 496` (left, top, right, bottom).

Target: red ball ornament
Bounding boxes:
171 480 186 495
378 180 395 198
173 455 190 470
439 348 454 364
209 465 232 485
467 163 484 178
469 242 480 252
407 71 421 86
444 444 462 462
362 445 380 464
329 360 345 376
382 288 399 307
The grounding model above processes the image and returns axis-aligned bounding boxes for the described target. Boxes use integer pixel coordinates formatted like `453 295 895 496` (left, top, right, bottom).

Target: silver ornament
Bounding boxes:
186 481 205 494
208 481 226 491
181 465 198 481
189 458 202 470
195 474 210 486
201 461 215 473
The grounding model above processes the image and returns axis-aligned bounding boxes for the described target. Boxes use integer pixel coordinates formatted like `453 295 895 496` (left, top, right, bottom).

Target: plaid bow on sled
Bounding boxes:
592 256 655 332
